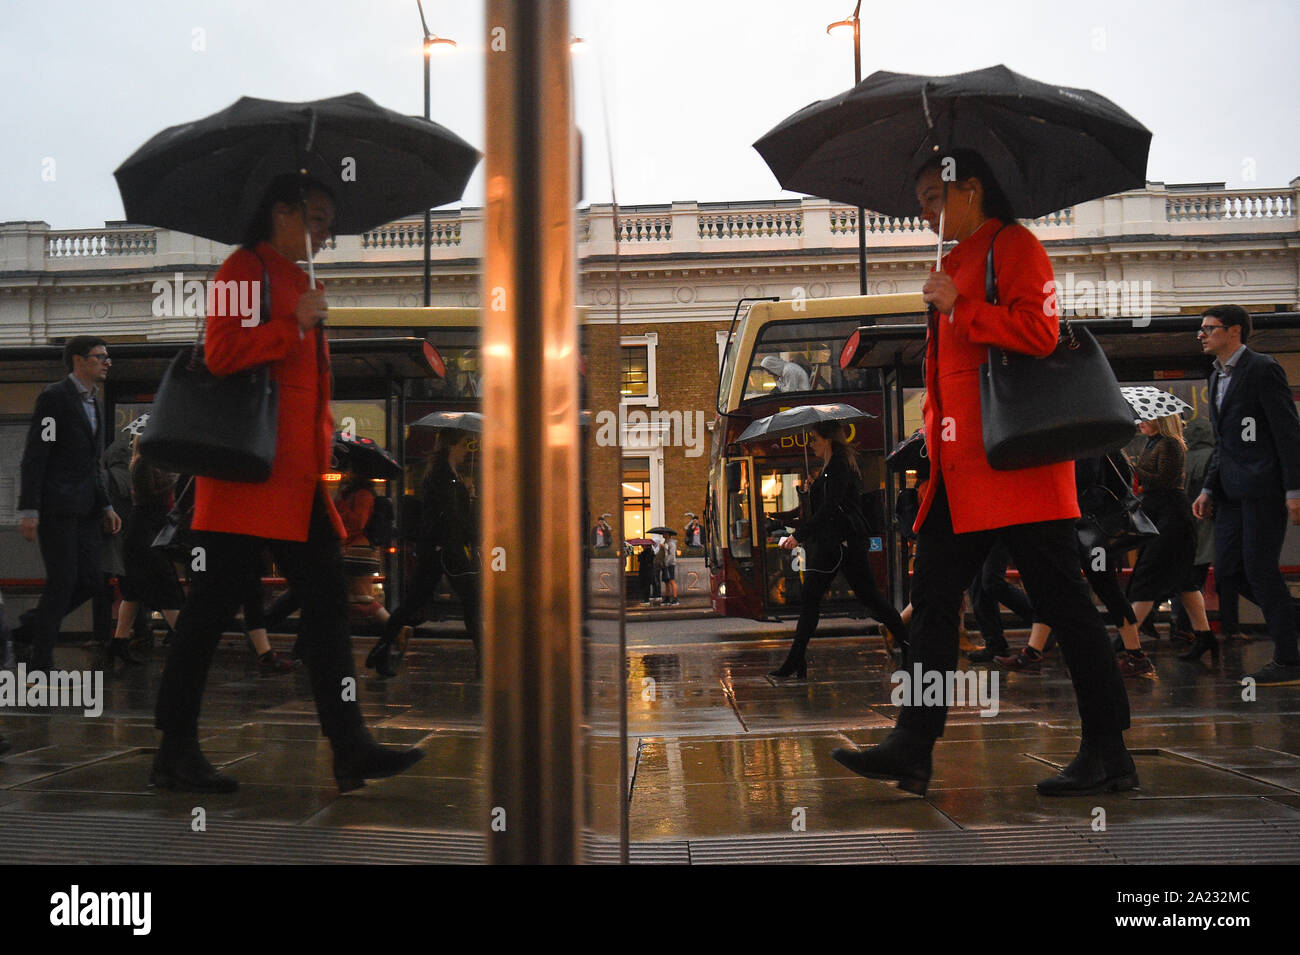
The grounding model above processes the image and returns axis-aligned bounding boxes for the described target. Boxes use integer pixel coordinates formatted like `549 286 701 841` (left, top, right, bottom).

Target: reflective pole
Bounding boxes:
482 0 583 864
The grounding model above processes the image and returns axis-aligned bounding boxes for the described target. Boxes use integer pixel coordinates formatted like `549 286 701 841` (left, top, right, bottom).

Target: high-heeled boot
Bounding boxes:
831 726 934 795
769 639 808 680
331 725 425 793
1176 630 1219 663
1036 732 1138 796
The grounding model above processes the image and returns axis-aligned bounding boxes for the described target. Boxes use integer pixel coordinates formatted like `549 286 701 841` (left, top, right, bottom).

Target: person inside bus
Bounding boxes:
831 151 1135 797
368 429 479 677
152 174 424 793
760 354 812 393
772 420 907 679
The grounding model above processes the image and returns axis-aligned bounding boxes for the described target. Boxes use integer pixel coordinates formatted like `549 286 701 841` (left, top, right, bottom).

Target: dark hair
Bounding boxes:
812 420 864 480
1203 304 1252 344
915 149 1018 224
241 173 336 249
64 335 107 371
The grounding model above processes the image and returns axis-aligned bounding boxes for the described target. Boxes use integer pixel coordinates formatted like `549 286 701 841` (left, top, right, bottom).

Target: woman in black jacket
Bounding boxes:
368 431 480 677
771 421 908 679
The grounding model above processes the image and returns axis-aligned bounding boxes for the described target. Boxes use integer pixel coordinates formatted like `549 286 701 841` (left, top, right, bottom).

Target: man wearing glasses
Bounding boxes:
16 336 122 672
1192 305 1300 686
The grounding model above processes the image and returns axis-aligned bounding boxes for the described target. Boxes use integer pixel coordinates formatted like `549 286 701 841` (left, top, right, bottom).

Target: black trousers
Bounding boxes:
385 546 480 646
32 513 107 670
155 491 363 741
902 481 1130 739
1214 495 1299 664
969 540 1036 650
793 537 905 645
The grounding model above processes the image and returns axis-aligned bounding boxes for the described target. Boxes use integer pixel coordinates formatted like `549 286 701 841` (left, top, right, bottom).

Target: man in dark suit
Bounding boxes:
1193 305 1300 686
17 336 121 672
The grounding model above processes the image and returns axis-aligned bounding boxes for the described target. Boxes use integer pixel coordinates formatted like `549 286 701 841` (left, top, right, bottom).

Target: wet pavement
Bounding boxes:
2 619 1299 863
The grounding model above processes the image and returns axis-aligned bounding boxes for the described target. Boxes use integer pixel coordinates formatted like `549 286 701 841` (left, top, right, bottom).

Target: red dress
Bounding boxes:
916 218 1080 535
190 242 346 543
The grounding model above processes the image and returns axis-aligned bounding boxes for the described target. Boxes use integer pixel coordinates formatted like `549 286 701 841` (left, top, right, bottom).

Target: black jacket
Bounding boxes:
418 458 477 555
1205 347 1300 500
18 376 109 517
794 447 866 549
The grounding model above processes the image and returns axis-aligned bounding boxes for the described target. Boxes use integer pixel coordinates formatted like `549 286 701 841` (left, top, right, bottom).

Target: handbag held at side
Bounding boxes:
139 259 279 482
978 227 1135 471
1075 456 1160 555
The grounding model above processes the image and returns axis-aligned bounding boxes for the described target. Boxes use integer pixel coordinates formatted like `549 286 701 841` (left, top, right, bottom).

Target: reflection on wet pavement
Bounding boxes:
1 625 1298 857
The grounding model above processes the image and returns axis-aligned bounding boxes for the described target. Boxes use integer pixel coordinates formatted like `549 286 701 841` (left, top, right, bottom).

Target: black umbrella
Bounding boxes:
331 431 401 480
735 403 875 477
409 411 483 434
754 64 1151 223
114 92 480 246
648 526 676 536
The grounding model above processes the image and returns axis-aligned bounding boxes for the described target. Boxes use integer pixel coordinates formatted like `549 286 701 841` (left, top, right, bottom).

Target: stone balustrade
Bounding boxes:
3 178 1296 273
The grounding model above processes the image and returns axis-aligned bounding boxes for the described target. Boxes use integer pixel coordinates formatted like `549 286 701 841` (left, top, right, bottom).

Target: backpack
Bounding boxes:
654 546 667 570
363 494 396 549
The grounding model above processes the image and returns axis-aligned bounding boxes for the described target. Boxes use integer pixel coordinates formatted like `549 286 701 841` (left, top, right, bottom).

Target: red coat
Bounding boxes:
916 219 1080 535
191 242 345 543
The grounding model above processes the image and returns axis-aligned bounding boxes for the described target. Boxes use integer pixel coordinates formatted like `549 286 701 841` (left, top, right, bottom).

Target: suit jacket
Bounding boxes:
19 376 110 517
916 219 1079 534
1205 346 1300 501
190 242 345 543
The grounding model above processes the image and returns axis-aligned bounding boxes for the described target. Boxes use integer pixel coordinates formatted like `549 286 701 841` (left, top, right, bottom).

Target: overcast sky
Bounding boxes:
2 0 1297 230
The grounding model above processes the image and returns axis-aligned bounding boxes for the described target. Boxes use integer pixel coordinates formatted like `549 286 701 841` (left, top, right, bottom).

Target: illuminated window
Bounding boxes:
622 457 652 539
620 333 658 406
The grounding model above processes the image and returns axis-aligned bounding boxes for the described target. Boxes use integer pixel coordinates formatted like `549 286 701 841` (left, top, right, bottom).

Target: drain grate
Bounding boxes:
2 812 1296 864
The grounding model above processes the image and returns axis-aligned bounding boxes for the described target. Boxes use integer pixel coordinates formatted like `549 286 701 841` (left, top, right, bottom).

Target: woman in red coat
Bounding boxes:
832 151 1133 796
152 174 423 793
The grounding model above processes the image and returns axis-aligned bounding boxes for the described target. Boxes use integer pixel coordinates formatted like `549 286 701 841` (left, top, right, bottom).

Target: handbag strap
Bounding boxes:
983 223 1011 305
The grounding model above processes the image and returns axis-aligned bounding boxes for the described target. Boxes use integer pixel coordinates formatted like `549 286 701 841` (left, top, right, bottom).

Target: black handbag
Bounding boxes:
139 259 279 482
152 476 195 561
1075 456 1160 555
978 228 1135 471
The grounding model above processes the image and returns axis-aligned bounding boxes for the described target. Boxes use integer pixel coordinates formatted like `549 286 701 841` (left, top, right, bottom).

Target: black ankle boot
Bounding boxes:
831 726 934 795
1177 630 1219 663
150 735 239 793
1036 733 1138 796
106 638 143 667
769 641 808 680
331 726 424 793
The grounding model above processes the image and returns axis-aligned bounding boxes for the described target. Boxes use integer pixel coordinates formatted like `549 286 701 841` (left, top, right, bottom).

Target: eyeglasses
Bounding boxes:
1196 324 1225 337
86 353 111 362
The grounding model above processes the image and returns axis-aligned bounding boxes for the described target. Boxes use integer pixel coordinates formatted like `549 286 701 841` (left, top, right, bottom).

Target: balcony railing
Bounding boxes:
6 181 1296 272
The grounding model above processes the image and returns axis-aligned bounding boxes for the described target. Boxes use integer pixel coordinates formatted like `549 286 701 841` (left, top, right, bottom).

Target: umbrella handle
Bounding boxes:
303 221 317 287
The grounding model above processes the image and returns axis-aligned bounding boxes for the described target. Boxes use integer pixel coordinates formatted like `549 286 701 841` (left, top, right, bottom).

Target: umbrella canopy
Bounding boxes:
753 64 1151 220
1121 386 1192 422
331 431 401 480
121 413 151 436
648 526 677 536
735 403 875 445
409 410 483 434
114 92 480 244
885 428 929 474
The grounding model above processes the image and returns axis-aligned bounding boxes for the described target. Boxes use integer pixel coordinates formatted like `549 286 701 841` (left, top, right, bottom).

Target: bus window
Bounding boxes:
742 318 878 401
725 459 753 559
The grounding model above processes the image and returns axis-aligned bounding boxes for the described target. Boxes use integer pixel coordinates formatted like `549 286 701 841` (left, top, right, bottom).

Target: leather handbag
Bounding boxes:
1076 456 1160 555
152 476 195 561
978 228 1136 471
139 259 279 482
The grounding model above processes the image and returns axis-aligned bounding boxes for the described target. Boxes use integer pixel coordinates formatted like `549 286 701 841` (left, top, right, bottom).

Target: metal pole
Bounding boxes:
853 4 867 298
482 0 583 864
423 42 433 307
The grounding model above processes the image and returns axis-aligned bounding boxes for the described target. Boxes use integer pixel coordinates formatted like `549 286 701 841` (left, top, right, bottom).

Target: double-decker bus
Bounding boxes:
706 293 927 620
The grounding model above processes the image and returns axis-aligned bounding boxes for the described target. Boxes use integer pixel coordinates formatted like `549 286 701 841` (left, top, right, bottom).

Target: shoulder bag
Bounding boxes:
978 228 1136 471
1076 455 1160 555
139 256 279 482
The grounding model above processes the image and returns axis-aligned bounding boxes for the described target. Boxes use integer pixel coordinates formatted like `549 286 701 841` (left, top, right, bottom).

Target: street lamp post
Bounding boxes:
417 0 456 306
827 2 867 296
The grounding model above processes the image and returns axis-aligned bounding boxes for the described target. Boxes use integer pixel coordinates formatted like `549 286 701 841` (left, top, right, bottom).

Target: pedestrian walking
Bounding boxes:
152 175 423 793
1192 304 1300 684
16 336 122 671
772 420 907 679
831 153 1134 796
1126 414 1216 663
